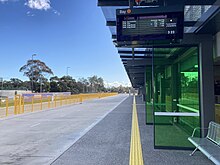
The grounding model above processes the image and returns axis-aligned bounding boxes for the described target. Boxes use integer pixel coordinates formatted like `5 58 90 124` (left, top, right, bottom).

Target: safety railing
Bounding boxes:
0 92 117 118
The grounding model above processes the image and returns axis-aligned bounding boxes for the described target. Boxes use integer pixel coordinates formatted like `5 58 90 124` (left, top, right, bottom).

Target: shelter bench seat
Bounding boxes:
188 121 220 165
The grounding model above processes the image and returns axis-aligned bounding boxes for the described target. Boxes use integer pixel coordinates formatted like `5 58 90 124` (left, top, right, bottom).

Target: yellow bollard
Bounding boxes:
80 94 83 103
18 95 21 114
69 95 71 104
48 96 51 109
54 96 57 107
15 96 18 115
6 97 8 117
22 96 24 113
31 96 34 112
14 96 17 115
16 96 19 114
73 95 75 103
60 95 62 106
16 95 19 115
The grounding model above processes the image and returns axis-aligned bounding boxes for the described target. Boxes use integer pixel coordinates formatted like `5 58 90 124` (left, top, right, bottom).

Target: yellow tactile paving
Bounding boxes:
130 96 144 165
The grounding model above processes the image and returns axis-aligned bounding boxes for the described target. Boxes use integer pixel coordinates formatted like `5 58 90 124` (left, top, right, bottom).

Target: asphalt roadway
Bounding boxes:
52 95 133 165
0 94 128 165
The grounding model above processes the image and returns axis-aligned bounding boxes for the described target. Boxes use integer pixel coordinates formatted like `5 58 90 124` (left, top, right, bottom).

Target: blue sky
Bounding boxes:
0 0 130 86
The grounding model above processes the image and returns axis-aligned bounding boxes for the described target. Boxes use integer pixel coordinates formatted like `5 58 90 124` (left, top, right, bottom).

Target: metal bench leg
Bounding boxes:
190 147 198 156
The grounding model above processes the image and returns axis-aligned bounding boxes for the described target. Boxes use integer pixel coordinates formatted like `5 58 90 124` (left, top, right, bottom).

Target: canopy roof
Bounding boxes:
98 0 220 88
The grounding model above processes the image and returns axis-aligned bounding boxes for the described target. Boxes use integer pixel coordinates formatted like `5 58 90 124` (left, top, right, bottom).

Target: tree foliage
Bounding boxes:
19 59 53 92
1 76 130 93
88 75 105 92
3 66 130 93
19 60 53 82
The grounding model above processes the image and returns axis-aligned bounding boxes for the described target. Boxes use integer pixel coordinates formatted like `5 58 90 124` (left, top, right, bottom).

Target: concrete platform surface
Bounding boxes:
135 96 213 165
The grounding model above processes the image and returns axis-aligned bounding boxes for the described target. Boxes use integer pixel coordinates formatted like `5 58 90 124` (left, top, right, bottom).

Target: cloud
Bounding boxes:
53 9 60 16
104 81 131 88
26 11 35 16
0 0 61 15
25 0 51 10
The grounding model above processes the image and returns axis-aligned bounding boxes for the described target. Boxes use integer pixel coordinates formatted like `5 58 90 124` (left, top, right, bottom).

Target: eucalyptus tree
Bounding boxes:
88 75 105 92
19 59 53 92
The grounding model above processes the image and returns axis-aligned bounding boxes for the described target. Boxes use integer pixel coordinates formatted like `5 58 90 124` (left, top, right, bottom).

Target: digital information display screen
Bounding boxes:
116 8 184 42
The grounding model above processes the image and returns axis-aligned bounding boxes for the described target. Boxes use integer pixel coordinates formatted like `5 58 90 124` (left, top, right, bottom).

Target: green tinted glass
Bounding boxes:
153 47 200 149
146 67 153 124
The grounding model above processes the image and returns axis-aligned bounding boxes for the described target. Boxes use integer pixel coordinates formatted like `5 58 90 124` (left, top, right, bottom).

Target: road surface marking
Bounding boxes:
129 96 144 165
30 123 41 128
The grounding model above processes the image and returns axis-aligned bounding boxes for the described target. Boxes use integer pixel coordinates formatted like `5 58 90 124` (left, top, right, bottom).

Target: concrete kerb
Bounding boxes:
49 95 129 165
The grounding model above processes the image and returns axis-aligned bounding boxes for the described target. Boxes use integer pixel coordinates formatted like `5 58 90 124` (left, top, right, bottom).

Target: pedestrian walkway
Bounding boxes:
52 95 212 165
135 96 212 165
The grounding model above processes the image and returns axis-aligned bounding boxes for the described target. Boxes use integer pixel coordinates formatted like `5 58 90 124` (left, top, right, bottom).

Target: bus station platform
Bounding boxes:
51 95 212 165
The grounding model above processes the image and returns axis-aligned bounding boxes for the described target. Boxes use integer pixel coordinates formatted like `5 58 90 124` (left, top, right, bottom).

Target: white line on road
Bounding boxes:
30 123 41 128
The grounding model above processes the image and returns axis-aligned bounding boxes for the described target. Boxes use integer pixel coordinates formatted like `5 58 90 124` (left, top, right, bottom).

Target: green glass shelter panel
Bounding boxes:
146 67 153 124
153 47 201 149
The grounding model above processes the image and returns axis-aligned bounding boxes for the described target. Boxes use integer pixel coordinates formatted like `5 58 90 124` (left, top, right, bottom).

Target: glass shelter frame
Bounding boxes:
150 45 201 149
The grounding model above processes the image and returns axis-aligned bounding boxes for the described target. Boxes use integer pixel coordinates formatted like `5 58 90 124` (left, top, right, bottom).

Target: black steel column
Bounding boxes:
199 37 215 136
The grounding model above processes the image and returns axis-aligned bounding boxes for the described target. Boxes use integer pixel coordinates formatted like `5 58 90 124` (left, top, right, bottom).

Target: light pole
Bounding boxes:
40 75 43 93
0 77 3 97
31 54 37 93
0 77 3 90
66 67 70 76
